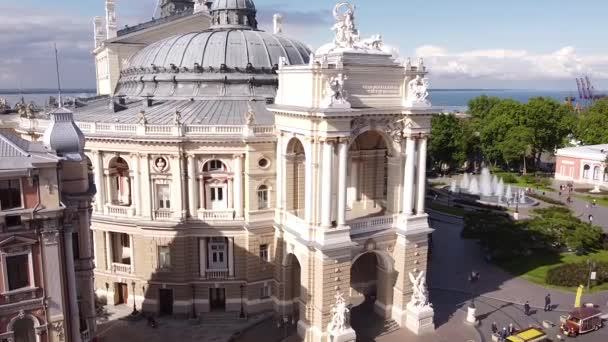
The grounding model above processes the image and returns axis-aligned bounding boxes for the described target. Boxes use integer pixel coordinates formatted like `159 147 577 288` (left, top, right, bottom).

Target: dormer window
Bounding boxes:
0 179 22 211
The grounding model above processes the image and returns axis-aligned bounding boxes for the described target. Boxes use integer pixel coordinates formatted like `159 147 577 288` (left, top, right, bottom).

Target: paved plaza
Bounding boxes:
92 178 608 342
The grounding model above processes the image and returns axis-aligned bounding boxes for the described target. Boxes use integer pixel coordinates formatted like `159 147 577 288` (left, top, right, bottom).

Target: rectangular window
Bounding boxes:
6 254 30 291
257 187 268 209
158 246 171 269
120 233 130 248
260 283 271 299
209 160 223 171
259 244 269 262
157 184 171 209
217 188 223 201
0 179 22 210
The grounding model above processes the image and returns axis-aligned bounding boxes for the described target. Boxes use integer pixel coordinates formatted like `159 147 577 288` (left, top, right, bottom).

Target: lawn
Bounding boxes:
498 250 608 293
494 172 555 193
573 194 608 207
427 202 467 217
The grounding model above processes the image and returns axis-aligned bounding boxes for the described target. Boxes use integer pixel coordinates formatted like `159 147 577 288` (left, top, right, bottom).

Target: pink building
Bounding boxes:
555 144 608 190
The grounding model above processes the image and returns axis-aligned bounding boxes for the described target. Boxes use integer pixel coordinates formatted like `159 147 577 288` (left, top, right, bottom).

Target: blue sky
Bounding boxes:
2 0 608 90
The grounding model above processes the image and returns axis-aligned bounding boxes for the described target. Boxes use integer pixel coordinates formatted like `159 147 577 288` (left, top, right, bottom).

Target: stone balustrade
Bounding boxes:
153 210 173 220
197 209 236 221
106 204 134 217
348 214 395 235
284 212 308 232
111 262 132 274
18 117 274 138
205 269 230 279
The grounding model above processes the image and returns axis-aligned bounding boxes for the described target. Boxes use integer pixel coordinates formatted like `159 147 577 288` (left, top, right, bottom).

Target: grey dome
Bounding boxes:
126 30 310 72
210 0 255 11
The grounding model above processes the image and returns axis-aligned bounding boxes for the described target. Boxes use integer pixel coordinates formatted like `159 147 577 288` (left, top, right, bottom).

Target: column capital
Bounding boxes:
233 153 244 160
187 153 197 160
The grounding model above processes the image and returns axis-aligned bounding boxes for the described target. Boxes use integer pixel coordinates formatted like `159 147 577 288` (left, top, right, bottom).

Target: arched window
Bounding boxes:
257 185 269 209
593 166 601 180
203 160 225 172
108 157 131 206
583 164 590 179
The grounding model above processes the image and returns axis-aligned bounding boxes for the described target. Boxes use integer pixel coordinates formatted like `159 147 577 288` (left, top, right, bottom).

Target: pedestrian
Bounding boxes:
589 214 593 223
545 294 551 312
592 199 597 208
508 323 515 335
524 301 530 316
491 321 498 334
501 327 508 340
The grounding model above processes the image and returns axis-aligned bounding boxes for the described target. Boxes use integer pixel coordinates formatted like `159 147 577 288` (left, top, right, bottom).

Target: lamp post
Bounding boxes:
239 284 245 318
131 281 138 315
587 260 596 290
191 284 197 319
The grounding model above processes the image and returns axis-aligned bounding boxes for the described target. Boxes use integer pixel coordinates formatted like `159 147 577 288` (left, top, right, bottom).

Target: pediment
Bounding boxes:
0 235 37 248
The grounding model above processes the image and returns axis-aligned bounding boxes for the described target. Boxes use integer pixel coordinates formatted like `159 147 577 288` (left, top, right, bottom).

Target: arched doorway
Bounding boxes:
349 251 395 339
285 139 306 218
348 131 389 220
12 317 36 342
108 157 131 206
282 253 302 323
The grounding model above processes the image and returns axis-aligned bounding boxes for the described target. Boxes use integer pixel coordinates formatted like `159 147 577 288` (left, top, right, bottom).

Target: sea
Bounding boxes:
0 89 577 112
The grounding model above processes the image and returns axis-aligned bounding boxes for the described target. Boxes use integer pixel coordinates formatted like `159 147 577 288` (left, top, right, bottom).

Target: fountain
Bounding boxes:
446 168 537 208
479 168 493 197
469 178 480 195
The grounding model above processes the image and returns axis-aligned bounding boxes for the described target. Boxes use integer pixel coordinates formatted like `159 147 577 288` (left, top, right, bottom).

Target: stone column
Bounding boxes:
170 155 184 219
304 139 314 223
104 170 113 206
140 154 152 218
105 231 112 270
416 137 428 215
63 226 82 341
402 137 416 216
131 154 141 216
187 155 198 217
227 178 234 209
199 239 206 277
129 234 135 274
228 237 235 277
233 155 243 218
276 134 284 212
320 140 334 228
93 152 104 212
337 140 349 227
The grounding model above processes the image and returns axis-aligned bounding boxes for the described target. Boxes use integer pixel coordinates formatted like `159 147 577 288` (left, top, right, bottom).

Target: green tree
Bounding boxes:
524 97 575 165
500 127 533 174
478 99 526 165
576 99 608 145
468 95 501 125
429 114 466 171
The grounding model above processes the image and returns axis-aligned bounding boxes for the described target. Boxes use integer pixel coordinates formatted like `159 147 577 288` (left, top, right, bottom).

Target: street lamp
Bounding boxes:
191 284 197 319
587 260 596 290
239 284 245 318
131 281 138 315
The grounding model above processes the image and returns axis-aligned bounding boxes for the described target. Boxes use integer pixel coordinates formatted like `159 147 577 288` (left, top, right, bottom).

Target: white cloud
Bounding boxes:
415 45 608 82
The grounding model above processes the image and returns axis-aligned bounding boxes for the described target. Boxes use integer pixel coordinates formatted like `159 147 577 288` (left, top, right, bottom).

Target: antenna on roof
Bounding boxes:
54 43 63 107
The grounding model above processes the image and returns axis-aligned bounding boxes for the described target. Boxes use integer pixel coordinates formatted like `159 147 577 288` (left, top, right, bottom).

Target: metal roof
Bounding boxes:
127 29 310 72
70 98 274 125
211 0 256 10
0 131 59 170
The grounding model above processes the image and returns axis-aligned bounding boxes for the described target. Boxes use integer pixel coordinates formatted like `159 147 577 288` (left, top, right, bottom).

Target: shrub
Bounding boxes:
546 261 608 287
527 193 565 206
501 173 518 184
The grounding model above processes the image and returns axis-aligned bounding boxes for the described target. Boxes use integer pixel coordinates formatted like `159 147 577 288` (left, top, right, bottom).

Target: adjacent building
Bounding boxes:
0 108 96 342
14 0 438 341
555 144 608 190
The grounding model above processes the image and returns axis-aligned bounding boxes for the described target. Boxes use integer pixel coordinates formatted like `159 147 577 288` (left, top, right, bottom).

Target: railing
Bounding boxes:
0 287 42 306
154 210 173 220
284 212 308 231
112 262 132 274
81 329 91 342
198 210 236 221
348 214 394 234
205 269 230 280
106 204 134 217
17 117 276 138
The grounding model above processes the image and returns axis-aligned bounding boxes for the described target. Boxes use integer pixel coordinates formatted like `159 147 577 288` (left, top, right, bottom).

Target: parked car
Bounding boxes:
560 307 603 337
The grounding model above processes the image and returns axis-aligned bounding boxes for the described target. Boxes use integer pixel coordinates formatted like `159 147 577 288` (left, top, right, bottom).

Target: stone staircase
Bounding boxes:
378 319 400 337
198 311 244 327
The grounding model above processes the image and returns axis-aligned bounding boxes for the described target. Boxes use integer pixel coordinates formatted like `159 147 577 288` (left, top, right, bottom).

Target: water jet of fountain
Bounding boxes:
505 185 513 203
479 168 493 197
450 180 457 193
460 173 470 192
469 178 480 195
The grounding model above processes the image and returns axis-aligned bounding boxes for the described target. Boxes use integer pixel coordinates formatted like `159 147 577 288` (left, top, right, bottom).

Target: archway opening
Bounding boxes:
349 251 395 339
348 131 389 221
202 160 228 210
285 139 306 218
13 317 36 342
108 157 131 206
282 253 302 323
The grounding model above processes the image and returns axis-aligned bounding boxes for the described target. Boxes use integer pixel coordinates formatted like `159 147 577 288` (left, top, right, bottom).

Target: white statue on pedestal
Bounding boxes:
405 75 430 107
408 271 430 309
329 291 350 333
322 73 350 108
245 100 256 125
331 2 360 49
